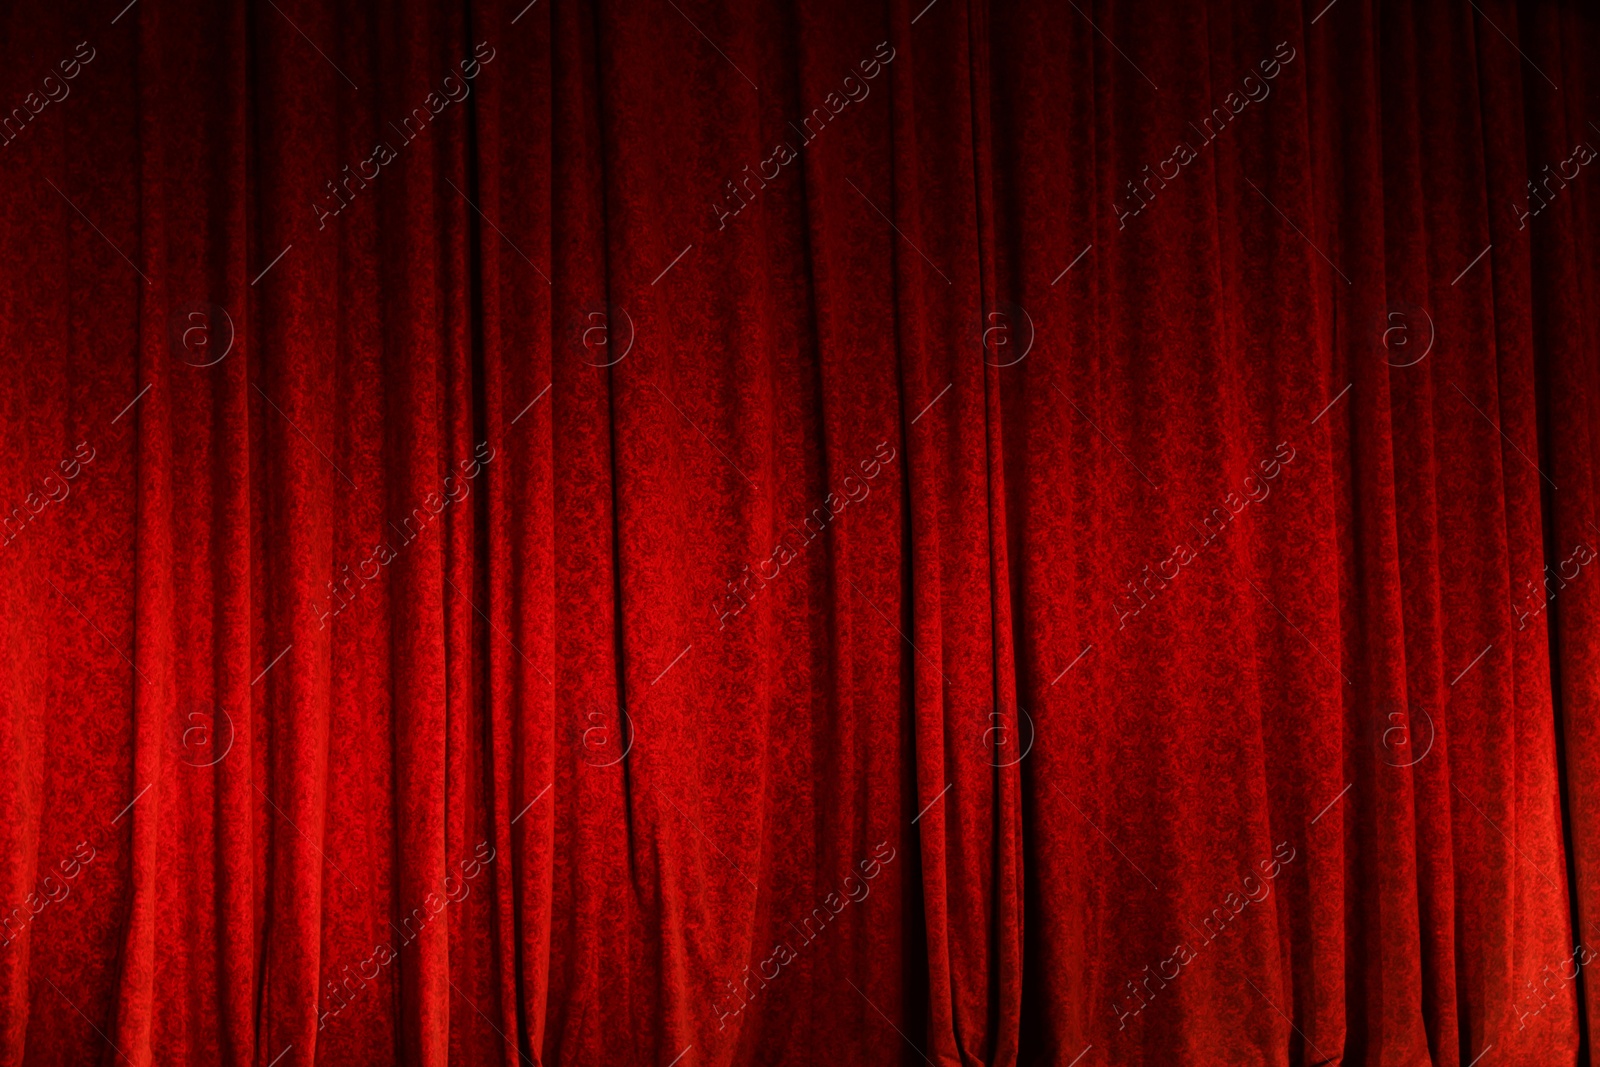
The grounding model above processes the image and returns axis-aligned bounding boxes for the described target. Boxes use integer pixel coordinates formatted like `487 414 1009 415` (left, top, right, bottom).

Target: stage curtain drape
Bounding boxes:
1 0 1599 1064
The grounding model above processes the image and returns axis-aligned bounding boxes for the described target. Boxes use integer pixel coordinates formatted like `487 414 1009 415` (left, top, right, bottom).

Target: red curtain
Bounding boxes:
2 0 1600 1064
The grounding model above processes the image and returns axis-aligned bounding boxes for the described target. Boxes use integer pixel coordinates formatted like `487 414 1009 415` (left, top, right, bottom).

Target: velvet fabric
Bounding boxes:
1 0 1599 1064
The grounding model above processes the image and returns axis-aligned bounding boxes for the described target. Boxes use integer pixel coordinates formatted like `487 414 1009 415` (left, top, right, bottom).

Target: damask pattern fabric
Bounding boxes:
0 0 1598 1065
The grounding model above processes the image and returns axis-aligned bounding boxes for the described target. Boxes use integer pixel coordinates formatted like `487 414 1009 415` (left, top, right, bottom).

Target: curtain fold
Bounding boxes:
0 0 1598 1064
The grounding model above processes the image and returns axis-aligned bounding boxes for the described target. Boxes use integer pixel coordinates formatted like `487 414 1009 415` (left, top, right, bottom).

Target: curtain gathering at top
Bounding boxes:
1 0 1599 1064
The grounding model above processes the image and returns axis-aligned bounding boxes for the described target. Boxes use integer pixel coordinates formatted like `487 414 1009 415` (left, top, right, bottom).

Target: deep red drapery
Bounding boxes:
2 0 1600 1064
